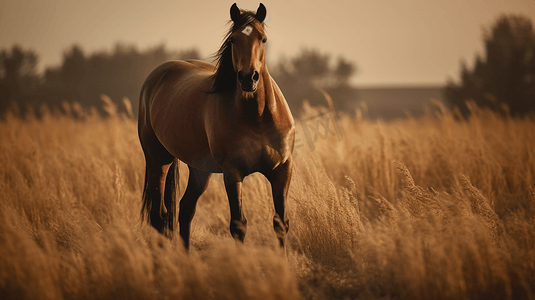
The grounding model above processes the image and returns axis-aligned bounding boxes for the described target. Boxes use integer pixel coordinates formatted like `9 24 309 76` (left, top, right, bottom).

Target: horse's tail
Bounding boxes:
163 158 179 237
140 166 152 227
140 158 180 238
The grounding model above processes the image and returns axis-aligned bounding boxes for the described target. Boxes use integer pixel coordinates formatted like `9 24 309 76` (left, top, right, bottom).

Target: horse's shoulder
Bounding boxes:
269 76 295 126
269 77 290 108
269 77 284 98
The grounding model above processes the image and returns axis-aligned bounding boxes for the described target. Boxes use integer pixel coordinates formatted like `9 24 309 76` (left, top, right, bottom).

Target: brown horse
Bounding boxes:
138 3 295 250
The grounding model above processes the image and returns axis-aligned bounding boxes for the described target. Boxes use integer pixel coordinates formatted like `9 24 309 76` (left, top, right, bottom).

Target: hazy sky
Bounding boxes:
1 0 534 86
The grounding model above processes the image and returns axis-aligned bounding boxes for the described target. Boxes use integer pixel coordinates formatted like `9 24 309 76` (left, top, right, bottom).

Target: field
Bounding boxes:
1 99 535 300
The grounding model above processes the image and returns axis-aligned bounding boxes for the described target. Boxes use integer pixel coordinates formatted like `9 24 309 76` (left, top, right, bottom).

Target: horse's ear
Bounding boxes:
255 3 266 23
230 3 241 23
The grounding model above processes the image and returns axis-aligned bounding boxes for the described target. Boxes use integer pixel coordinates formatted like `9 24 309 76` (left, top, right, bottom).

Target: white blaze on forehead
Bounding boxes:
241 26 253 36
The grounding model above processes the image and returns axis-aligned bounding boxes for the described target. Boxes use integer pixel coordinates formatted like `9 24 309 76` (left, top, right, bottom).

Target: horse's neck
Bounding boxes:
235 71 275 119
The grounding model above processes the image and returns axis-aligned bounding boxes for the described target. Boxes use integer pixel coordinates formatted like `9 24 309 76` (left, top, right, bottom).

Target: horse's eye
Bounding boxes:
262 37 267 43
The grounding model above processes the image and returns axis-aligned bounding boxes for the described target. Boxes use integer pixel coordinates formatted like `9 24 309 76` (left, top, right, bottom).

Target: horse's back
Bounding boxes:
139 60 219 169
139 60 214 125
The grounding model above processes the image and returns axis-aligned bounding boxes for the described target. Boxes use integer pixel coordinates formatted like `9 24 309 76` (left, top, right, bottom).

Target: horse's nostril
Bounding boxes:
252 71 259 82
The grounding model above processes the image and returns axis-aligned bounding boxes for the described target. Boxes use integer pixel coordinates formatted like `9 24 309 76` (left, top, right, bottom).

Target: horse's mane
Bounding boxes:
209 10 265 93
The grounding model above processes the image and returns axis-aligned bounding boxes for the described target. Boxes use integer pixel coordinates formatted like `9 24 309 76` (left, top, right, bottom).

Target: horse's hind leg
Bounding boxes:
143 160 175 234
179 166 212 249
140 130 175 236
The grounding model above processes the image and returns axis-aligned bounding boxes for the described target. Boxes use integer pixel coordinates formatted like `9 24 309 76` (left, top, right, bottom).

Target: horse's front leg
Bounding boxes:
266 157 292 249
223 171 247 243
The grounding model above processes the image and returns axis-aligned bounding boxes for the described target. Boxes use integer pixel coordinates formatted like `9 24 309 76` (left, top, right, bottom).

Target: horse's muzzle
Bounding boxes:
238 70 259 92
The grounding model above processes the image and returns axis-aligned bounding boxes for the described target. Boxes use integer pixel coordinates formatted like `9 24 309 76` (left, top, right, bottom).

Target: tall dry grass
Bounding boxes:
1 99 534 300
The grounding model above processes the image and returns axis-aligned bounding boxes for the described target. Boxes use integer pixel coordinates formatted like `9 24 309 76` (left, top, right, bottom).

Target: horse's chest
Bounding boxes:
215 128 288 173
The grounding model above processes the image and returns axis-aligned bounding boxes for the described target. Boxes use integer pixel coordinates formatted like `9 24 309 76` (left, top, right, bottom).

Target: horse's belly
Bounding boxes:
158 135 223 173
181 152 223 173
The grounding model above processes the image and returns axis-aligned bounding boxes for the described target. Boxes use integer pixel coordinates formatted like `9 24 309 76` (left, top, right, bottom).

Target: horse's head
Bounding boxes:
229 3 267 93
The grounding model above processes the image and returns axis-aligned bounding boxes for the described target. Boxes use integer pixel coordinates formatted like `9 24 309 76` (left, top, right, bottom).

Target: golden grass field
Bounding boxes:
1 99 534 300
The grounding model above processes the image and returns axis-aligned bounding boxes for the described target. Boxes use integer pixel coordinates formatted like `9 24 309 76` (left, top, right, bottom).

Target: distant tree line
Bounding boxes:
0 46 40 115
0 44 200 116
3 14 534 120
0 43 358 118
445 14 535 117
270 49 358 114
